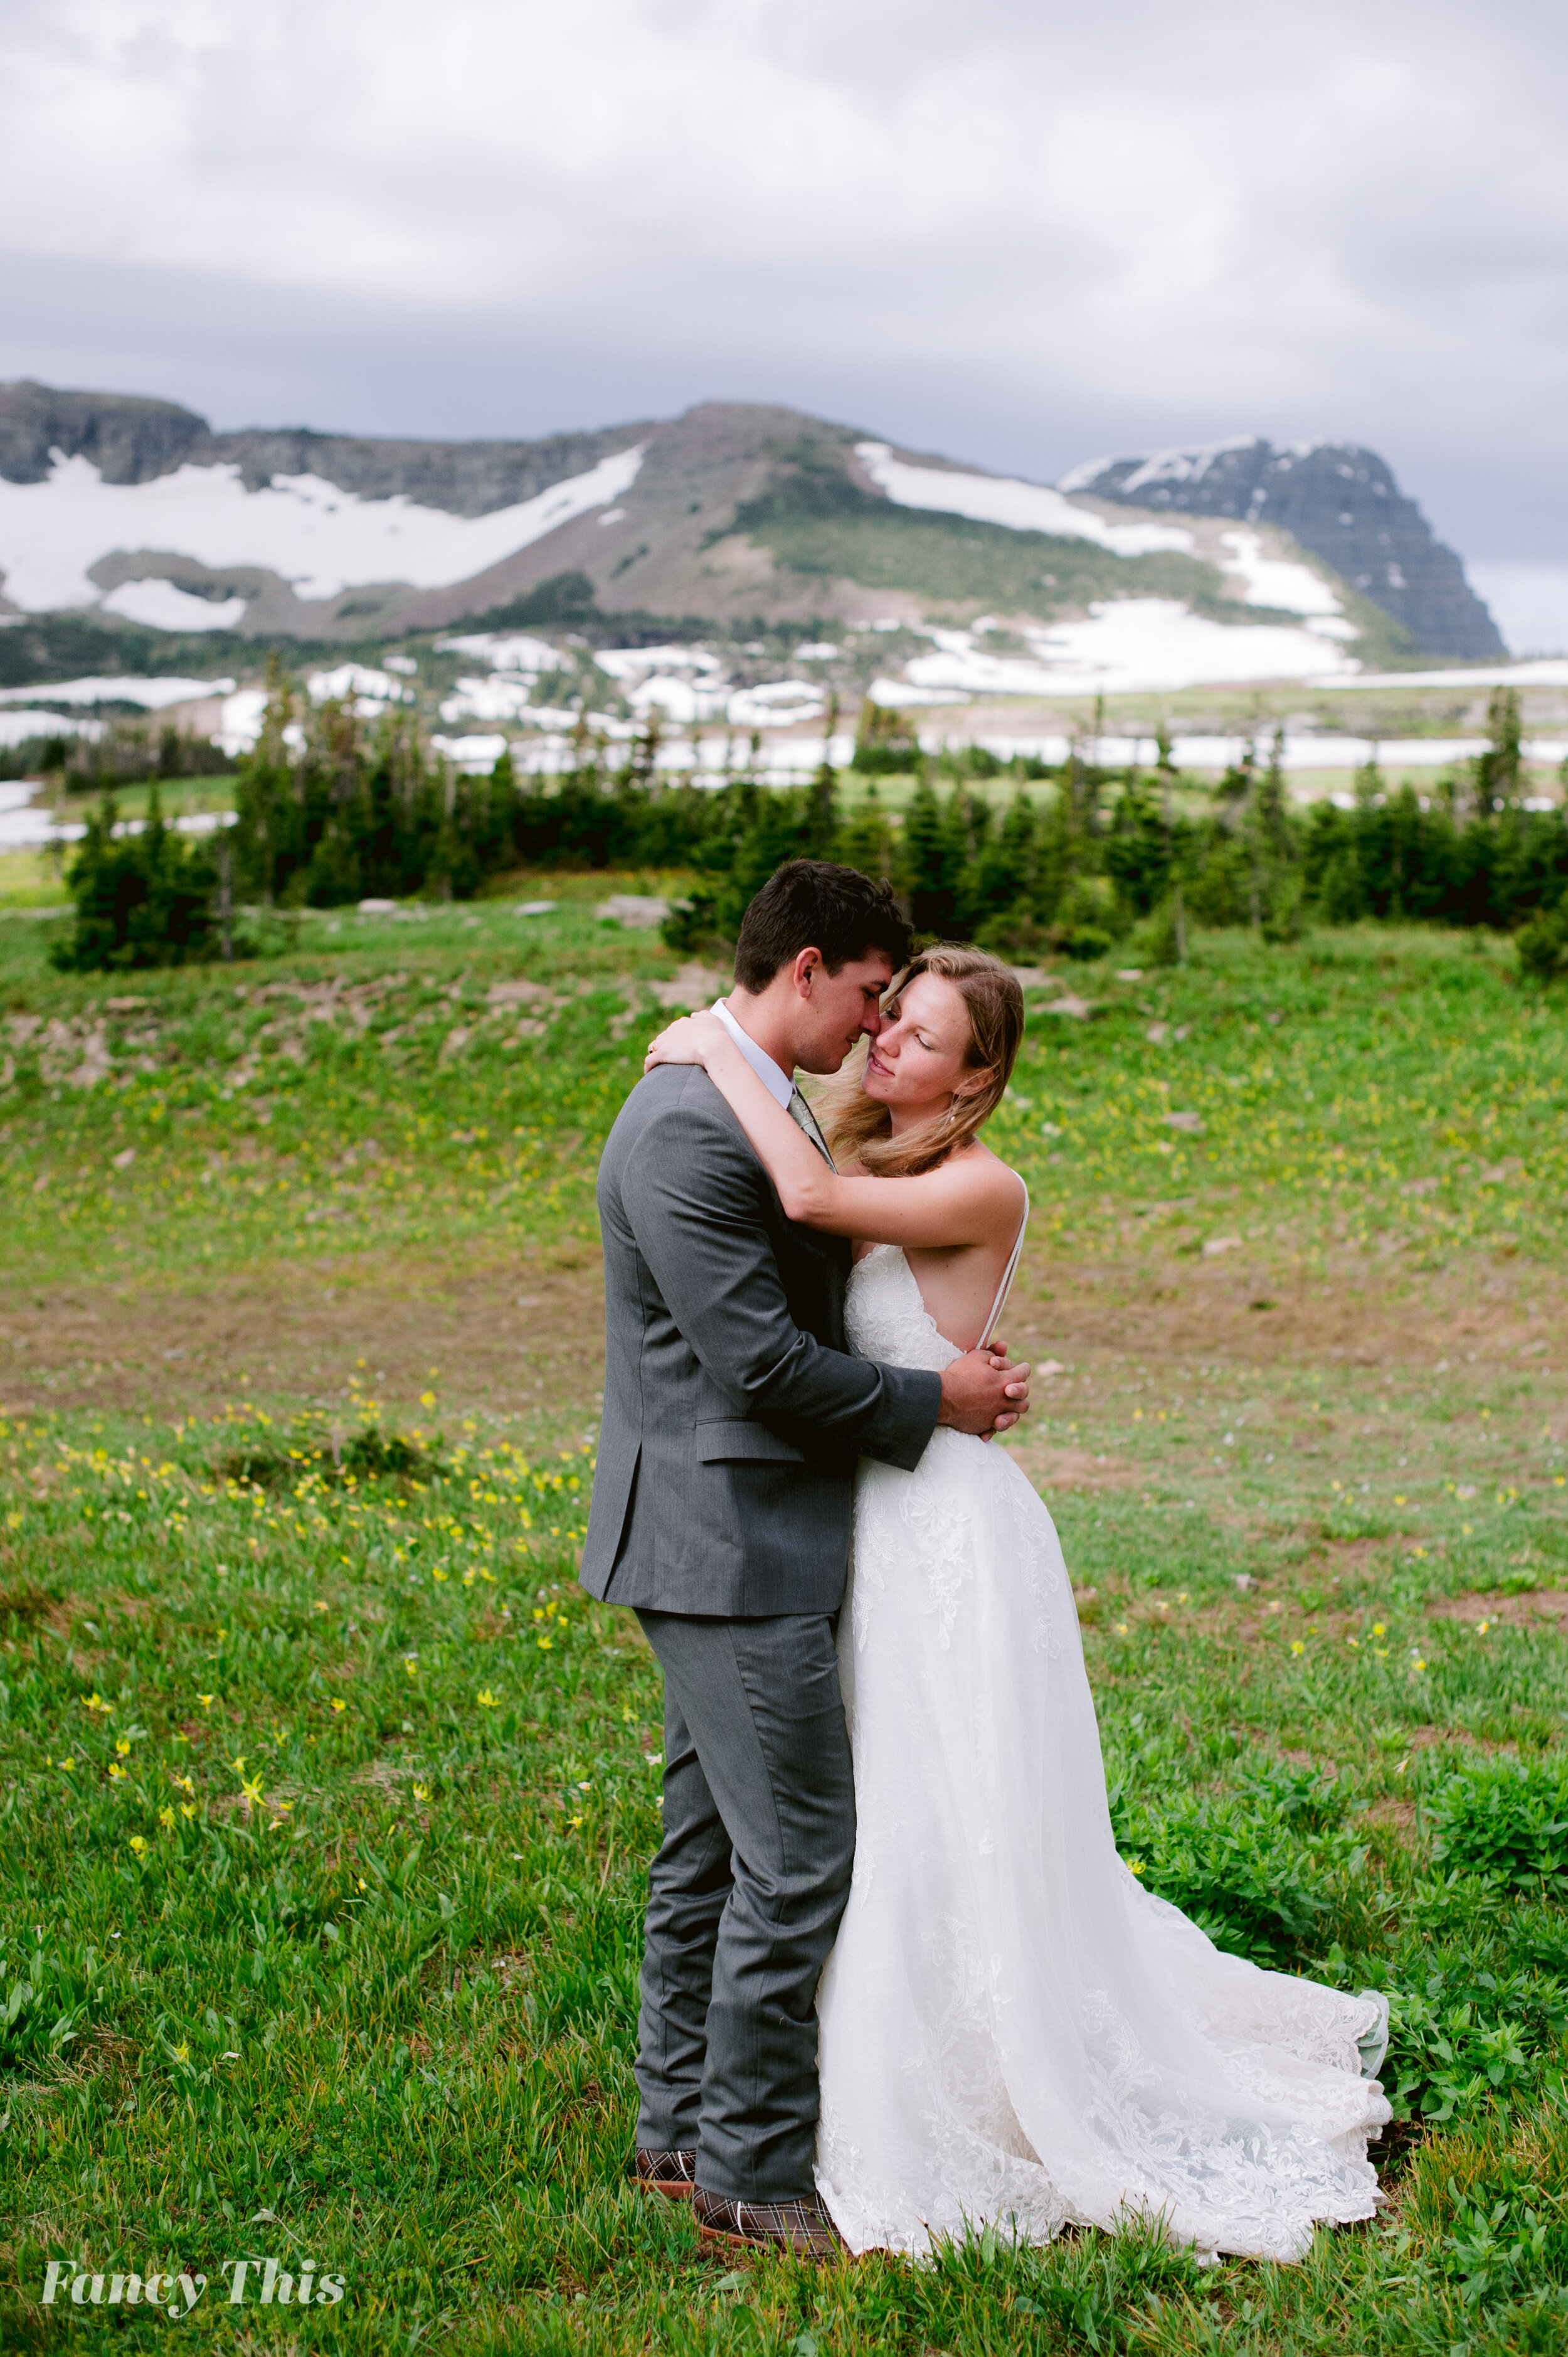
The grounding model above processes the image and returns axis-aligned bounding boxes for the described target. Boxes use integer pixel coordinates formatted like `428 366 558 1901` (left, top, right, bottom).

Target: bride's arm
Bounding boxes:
645 1013 1022 1248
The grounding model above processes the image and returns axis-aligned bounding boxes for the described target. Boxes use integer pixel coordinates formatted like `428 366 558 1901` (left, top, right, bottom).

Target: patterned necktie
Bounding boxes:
787 1087 835 1169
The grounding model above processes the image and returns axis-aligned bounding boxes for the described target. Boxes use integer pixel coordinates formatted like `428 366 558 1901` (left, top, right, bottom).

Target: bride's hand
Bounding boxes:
644 1011 729 1073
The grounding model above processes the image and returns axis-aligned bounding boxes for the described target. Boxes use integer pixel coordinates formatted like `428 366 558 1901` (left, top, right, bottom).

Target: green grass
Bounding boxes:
4 901 1568 2352
66 778 240 822
0 852 69 910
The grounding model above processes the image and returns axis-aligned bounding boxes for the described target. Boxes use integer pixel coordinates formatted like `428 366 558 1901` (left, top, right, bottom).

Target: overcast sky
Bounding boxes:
3 0 1566 634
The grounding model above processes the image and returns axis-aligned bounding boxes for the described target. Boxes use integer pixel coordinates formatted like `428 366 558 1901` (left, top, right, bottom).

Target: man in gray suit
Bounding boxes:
581 861 1030 2256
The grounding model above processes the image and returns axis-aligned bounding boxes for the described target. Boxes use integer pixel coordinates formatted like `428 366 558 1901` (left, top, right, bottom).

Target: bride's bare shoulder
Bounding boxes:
955 1139 1028 1203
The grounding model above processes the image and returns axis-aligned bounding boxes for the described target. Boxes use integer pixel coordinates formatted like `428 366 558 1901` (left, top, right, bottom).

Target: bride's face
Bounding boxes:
862 973 980 1116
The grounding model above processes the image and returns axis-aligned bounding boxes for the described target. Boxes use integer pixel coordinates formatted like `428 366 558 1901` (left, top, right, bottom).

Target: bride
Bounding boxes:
645 943 1390 2264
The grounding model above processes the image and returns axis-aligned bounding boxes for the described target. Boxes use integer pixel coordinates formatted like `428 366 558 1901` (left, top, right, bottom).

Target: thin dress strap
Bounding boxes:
978 1182 1030 1348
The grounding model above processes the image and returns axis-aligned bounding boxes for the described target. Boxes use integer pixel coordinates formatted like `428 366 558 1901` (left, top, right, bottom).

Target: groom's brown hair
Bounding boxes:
734 859 912 992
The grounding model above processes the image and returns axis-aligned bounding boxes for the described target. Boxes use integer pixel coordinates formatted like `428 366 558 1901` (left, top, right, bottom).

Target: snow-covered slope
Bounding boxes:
854 442 1192 557
879 601 1360 700
0 445 644 615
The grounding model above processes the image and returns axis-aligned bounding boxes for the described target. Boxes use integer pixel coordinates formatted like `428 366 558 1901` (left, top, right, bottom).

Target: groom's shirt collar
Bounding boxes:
711 998 794 1109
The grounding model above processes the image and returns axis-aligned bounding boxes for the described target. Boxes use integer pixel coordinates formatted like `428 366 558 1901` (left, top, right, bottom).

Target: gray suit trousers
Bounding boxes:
633 1609 855 2203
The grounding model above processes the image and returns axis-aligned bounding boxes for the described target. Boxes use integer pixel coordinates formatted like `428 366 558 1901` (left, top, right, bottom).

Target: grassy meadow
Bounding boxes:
3 883 1568 2353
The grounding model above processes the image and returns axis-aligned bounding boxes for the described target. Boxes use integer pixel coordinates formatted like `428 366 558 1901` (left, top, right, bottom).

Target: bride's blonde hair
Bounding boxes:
812 944 1024 1178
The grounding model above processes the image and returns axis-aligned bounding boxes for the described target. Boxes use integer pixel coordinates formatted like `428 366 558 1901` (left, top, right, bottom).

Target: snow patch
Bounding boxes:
98 579 248 632
856 444 1194 556
439 675 541 724
898 600 1361 697
867 678 972 707
217 688 270 755
1217 530 1343 619
594 644 723 679
432 733 509 772
0 673 233 710
726 680 825 729
1058 437 1257 497
307 664 412 708
0 709 102 750
0 444 645 612
1318 657 1568 691
626 676 720 723
433 632 563 673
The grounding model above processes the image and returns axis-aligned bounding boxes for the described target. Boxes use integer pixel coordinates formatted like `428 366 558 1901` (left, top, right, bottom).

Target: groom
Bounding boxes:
581 859 1030 2256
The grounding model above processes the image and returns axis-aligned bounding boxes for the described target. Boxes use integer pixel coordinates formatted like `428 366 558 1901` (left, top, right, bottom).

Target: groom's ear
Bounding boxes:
791 948 824 996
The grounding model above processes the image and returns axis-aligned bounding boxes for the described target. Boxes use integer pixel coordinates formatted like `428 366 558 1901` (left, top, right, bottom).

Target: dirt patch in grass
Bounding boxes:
1428 1588 1568 1626
1015 1445 1139 1492
1296 1537 1392 1576
1008 1242 1567 1371
0 1251 608 1423
1404 1725 1508 1753
0 1580 60 1626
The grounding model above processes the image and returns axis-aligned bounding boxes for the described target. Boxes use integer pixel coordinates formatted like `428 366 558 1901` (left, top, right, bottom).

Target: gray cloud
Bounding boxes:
1 0 1565 573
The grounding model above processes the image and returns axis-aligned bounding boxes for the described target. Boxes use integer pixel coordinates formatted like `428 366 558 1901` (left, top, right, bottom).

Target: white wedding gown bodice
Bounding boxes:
815 1240 1390 2263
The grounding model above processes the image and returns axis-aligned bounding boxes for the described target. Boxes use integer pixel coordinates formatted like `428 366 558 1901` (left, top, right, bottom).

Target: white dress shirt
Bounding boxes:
711 998 794 1107
711 998 836 1168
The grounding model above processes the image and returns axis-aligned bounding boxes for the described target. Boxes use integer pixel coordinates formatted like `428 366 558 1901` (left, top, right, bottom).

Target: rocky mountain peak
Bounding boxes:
1059 436 1502 659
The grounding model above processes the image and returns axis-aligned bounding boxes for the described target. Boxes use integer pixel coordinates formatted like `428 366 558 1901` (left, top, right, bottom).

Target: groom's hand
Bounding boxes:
937 1346 1031 1440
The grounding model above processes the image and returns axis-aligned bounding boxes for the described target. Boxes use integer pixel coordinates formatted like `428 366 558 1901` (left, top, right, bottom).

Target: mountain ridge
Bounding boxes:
0 380 1496 663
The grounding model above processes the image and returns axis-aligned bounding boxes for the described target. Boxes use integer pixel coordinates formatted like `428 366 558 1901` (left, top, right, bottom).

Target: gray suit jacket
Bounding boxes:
581 1063 941 1616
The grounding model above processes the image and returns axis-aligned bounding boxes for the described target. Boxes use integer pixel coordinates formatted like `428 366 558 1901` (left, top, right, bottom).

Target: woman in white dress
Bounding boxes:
644 945 1389 2264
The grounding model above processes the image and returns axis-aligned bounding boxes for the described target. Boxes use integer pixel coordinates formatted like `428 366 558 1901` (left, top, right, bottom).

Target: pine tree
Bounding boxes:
966 789 1041 947
52 789 217 972
898 779 947 932
839 784 893 880
898 782 969 935
1474 689 1523 816
803 760 839 859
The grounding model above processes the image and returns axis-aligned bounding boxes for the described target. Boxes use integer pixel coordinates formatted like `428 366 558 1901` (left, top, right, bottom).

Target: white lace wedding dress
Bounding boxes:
813 1237 1391 2264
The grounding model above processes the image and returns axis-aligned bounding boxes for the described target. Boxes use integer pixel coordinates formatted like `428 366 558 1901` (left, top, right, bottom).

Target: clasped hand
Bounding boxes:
940 1340 1030 1441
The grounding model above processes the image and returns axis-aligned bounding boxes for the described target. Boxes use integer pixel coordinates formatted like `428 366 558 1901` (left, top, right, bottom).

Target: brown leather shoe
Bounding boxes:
631 2146 699 2200
693 2185 843 2260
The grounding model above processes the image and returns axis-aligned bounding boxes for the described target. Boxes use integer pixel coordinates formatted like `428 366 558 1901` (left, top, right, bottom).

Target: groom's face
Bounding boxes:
794 949 893 1074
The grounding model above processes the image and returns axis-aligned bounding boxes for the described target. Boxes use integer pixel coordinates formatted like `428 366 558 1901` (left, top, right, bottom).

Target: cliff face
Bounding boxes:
1059 438 1503 659
0 380 208 486
0 377 642 516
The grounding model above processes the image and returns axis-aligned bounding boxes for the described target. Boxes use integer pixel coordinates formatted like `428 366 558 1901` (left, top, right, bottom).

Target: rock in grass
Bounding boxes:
597 896 669 927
